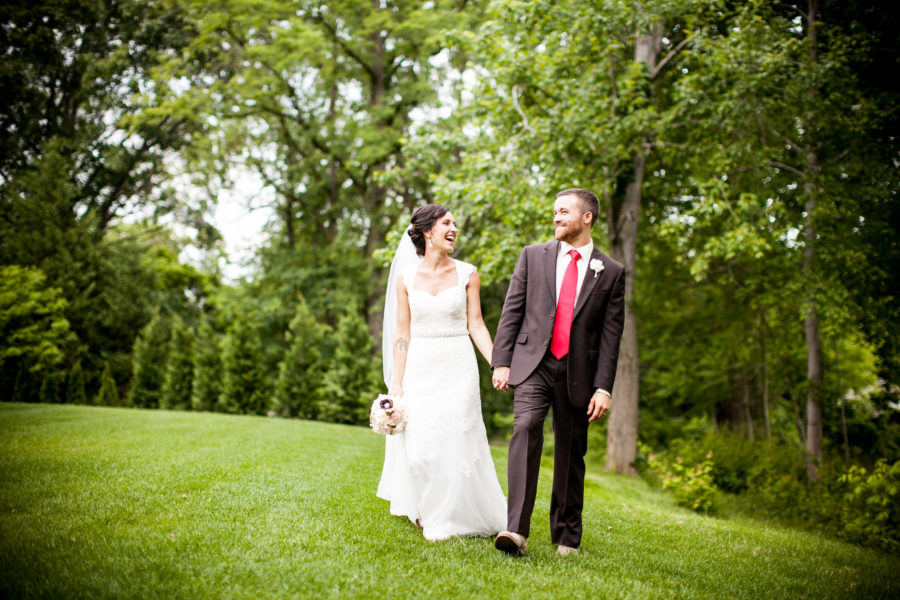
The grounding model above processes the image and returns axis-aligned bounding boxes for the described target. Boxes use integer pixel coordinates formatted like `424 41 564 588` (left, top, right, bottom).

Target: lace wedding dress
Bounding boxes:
376 260 507 541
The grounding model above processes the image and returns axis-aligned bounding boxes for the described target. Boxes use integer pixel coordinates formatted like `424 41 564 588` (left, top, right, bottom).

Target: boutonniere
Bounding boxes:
590 258 604 278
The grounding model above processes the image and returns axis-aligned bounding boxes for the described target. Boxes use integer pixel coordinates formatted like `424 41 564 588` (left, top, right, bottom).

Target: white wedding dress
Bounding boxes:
376 259 507 541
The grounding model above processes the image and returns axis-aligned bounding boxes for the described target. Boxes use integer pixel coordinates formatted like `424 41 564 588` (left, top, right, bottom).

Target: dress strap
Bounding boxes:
403 265 418 289
455 260 476 287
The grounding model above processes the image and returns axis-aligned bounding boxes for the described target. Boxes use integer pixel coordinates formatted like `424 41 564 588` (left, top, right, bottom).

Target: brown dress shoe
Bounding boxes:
494 531 527 556
557 545 579 556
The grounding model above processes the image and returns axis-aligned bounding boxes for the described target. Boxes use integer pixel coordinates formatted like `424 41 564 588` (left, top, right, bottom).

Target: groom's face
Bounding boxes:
553 195 590 243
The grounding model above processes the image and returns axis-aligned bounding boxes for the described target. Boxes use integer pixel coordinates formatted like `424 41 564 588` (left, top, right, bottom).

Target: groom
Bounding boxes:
491 188 625 556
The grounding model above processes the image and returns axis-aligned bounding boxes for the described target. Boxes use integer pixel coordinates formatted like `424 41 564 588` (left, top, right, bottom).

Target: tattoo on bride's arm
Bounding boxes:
396 337 408 352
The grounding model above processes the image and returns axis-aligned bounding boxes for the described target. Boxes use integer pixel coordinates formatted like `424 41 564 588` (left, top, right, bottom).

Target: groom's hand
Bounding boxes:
587 391 611 422
492 366 511 391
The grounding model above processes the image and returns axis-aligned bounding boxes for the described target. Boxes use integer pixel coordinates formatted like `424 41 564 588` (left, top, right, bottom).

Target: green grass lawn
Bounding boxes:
1 404 896 599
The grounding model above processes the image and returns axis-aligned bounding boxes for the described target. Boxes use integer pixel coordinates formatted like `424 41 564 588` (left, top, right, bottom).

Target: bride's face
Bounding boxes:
427 212 458 253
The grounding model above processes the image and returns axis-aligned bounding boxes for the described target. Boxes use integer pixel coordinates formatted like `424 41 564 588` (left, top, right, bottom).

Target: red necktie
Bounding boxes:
551 249 580 359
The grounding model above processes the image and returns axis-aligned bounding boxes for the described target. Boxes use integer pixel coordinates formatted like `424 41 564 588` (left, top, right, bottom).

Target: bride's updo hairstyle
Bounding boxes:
408 204 449 256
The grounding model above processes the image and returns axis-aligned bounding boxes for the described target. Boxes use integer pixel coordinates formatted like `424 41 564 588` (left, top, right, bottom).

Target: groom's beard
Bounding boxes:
554 221 586 243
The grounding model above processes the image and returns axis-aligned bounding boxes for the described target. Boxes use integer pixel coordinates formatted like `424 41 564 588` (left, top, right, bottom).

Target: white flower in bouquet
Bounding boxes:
370 394 407 435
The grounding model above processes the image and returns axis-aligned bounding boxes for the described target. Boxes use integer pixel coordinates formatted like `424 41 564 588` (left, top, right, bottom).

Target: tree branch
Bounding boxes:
511 85 534 133
311 15 377 83
768 160 804 177
650 36 691 81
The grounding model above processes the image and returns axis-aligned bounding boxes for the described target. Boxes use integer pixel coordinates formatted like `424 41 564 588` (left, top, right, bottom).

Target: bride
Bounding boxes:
376 204 507 541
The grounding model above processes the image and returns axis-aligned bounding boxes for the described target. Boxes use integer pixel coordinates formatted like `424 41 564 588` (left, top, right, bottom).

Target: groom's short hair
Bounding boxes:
556 188 599 227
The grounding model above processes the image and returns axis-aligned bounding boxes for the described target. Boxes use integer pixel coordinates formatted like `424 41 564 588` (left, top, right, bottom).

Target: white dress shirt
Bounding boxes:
555 240 593 304
555 240 610 399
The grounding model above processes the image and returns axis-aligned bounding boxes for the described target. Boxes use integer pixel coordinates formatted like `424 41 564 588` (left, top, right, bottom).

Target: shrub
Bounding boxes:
191 318 221 412
648 450 720 514
94 361 121 406
837 459 900 553
159 315 194 410
66 361 87 405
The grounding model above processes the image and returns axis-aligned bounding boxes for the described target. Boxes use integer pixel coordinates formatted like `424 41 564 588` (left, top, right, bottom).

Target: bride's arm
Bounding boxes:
390 276 411 397
466 270 494 364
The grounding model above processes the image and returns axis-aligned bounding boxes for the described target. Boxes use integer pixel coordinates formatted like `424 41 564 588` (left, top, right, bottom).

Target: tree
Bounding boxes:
1 0 218 400
191 317 222 412
66 361 87 405
318 306 382 424
272 296 331 419
94 361 121 406
39 374 62 404
0 265 73 383
160 315 195 410
127 311 171 409
218 318 268 415
152 0 484 335
0 0 203 232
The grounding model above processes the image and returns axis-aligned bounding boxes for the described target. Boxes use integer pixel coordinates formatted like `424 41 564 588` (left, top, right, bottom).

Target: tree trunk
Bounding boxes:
803 0 823 482
719 369 744 430
606 151 644 475
365 3 389 339
605 26 660 475
759 307 771 440
283 197 295 247
836 341 849 462
742 370 754 441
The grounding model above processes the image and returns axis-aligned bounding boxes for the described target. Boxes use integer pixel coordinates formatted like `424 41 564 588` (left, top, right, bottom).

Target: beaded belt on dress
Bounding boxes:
412 329 468 338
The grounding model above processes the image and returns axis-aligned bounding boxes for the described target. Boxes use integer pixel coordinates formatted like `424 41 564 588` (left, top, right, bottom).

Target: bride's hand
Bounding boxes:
389 384 403 398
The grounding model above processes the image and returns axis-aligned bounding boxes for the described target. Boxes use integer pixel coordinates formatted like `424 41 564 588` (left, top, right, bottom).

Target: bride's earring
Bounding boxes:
428 237 433 248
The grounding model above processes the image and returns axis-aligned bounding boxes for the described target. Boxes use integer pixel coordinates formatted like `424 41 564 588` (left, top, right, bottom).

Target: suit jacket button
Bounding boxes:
543 341 548 347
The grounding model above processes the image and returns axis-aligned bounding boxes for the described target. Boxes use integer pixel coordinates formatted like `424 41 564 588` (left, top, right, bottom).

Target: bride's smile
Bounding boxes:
427 214 458 253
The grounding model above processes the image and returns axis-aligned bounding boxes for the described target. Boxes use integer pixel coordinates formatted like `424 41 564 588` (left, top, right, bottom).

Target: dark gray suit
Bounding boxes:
492 240 625 547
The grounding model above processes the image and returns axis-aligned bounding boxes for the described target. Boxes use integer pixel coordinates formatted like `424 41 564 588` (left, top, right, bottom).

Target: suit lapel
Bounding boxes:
543 242 559 302
573 247 603 318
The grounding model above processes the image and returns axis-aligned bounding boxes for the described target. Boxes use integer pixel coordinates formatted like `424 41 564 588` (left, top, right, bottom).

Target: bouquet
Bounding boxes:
369 394 407 435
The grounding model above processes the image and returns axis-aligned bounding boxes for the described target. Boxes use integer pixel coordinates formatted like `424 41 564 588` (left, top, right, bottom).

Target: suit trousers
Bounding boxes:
506 349 590 548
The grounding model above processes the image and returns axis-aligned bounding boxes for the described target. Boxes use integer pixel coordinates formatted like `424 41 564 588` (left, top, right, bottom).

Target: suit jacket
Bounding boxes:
491 241 626 408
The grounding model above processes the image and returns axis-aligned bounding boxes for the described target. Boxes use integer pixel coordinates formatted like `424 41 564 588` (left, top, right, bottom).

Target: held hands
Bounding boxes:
587 391 611 422
389 384 403 398
491 366 511 391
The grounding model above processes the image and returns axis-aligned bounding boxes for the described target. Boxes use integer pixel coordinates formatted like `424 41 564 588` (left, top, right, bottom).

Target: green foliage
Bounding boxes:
837 460 900 553
38 374 62 404
218 319 268 415
159 316 195 410
0 265 73 375
190 317 221 412
317 307 382 425
94 362 121 407
272 297 330 419
66 362 87 405
11 366 39 403
0 0 203 229
647 450 720 514
127 312 171 409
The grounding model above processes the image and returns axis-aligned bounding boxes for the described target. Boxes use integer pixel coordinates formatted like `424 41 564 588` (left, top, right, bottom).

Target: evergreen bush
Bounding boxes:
127 311 170 408
317 307 381 425
38 373 62 403
191 317 221 412
94 361 120 406
66 362 87 405
160 315 194 410
218 318 267 415
272 297 330 419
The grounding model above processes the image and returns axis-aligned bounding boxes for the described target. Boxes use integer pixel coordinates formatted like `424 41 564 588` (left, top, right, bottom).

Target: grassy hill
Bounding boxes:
0 404 896 599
